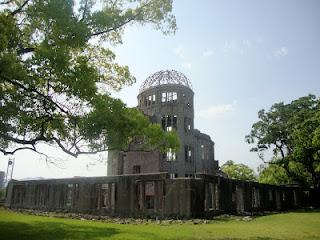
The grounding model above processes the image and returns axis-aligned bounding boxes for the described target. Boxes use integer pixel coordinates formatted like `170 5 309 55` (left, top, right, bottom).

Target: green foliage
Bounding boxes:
0 0 178 157
258 163 290 185
246 95 320 189
1 208 320 239
221 160 256 181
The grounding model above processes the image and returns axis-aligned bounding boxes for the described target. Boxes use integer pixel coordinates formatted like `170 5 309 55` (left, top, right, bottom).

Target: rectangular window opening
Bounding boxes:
162 92 166 102
145 182 155 210
170 173 177 179
166 149 176 161
173 115 177 129
184 117 191 132
133 165 141 174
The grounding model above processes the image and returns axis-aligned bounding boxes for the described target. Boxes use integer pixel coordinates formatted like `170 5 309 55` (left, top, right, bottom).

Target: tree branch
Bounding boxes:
11 0 30 16
90 15 137 37
17 47 35 55
90 1 154 37
0 146 36 155
0 0 14 5
1 75 69 115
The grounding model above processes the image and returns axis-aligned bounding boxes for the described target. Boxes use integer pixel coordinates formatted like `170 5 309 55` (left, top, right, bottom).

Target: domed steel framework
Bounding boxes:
139 70 193 93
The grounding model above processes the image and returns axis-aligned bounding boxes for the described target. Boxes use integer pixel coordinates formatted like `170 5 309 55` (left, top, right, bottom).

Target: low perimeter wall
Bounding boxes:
5 173 314 218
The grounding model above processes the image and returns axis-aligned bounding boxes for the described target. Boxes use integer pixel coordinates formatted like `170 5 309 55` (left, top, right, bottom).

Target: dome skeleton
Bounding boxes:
139 70 193 93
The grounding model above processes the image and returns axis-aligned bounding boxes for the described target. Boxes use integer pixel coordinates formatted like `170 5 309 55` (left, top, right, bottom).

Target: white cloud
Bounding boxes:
223 40 238 53
273 47 289 57
182 62 192 70
202 48 214 57
173 45 185 59
198 101 236 120
173 44 192 70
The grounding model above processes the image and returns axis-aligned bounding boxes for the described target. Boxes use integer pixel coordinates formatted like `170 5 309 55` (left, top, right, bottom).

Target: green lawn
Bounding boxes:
0 208 320 240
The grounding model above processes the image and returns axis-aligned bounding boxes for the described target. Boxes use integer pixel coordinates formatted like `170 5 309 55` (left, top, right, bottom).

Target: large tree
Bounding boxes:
257 162 290 185
221 160 256 181
246 95 320 190
0 0 179 157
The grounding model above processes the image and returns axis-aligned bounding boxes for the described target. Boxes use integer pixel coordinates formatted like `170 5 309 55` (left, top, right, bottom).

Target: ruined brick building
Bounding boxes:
108 70 218 178
5 70 316 218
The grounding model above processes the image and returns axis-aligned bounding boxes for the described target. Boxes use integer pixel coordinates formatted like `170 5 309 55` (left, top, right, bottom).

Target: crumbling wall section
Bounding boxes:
6 173 313 218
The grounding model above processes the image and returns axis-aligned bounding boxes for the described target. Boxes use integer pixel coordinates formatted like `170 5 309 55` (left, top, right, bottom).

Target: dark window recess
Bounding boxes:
252 188 260 207
232 192 236 202
184 117 191 132
170 173 178 179
173 115 177 129
97 183 116 210
66 184 73 207
161 116 166 130
201 143 209 160
145 182 155 210
133 165 141 174
34 184 49 207
185 145 192 162
162 115 178 131
12 185 26 205
269 190 273 201
167 115 172 131
144 94 156 107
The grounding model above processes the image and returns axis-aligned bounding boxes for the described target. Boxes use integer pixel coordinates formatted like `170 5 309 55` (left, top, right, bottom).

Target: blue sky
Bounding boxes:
1 0 319 179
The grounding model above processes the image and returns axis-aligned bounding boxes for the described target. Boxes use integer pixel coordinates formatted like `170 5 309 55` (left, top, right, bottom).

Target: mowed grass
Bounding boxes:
0 208 320 240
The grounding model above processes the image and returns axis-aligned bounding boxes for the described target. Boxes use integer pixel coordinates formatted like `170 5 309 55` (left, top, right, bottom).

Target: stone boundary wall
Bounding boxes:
5 173 313 218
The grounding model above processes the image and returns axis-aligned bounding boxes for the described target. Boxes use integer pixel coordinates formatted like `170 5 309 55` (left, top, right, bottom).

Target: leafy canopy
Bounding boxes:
257 162 290 185
246 95 320 189
0 0 179 157
221 160 256 181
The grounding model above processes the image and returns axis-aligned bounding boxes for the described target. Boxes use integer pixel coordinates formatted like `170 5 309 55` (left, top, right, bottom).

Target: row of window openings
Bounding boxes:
162 115 191 132
30 183 116 209
166 145 210 162
141 92 191 107
164 146 192 162
170 173 193 179
206 187 297 211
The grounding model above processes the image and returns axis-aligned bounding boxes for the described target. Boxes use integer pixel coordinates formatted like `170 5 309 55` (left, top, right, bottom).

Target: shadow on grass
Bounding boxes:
292 208 320 213
0 220 120 240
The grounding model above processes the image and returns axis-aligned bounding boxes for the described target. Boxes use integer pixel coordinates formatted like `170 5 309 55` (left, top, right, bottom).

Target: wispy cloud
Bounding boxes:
222 40 253 55
173 45 185 59
273 47 289 57
202 48 214 57
223 40 238 54
182 62 192 70
173 44 192 70
198 101 237 120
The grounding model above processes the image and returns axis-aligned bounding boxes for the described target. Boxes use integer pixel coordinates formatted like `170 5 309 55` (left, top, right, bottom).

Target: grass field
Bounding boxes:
0 208 320 240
